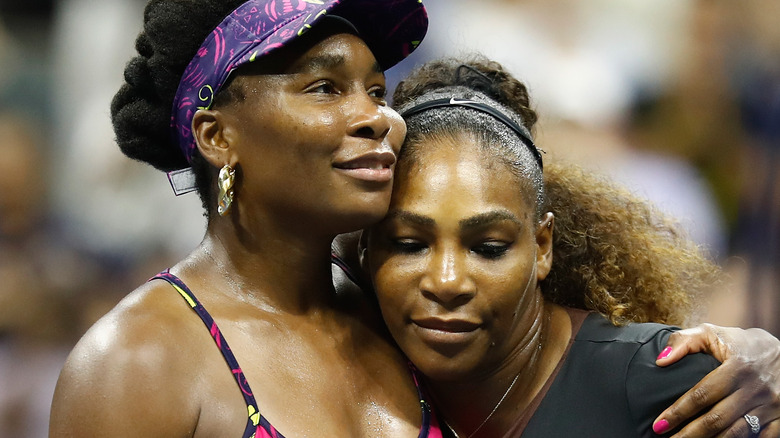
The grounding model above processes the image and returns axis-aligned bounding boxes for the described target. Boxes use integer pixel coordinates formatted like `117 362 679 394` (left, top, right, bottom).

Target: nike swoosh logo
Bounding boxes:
449 97 480 105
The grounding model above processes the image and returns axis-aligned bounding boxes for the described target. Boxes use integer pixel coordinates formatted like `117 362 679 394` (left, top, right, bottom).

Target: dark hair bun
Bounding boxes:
110 0 244 171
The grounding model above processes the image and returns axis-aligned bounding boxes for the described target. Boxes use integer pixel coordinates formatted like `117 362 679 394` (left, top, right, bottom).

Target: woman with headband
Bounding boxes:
50 0 777 436
50 1 440 437
362 57 780 437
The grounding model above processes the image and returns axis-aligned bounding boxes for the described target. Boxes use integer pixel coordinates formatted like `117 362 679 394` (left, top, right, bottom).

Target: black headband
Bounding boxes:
400 97 543 170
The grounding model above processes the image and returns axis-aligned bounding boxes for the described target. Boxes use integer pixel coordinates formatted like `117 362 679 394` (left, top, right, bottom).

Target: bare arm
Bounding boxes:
652 324 780 437
50 294 200 437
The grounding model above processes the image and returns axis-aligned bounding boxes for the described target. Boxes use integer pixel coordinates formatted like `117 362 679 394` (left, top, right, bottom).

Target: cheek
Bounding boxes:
475 262 533 314
305 112 338 131
373 262 416 317
373 268 403 306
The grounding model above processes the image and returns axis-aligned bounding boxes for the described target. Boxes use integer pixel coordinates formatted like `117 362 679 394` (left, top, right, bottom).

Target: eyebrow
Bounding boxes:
304 54 346 71
459 210 523 230
301 54 382 74
384 210 435 227
385 209 523 230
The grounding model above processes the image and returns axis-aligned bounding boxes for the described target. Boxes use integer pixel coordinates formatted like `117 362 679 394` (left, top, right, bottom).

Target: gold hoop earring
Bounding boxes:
217 164 236 216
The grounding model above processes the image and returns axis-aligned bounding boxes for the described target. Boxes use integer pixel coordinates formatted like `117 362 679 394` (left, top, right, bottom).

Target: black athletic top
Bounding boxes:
506 309 719 438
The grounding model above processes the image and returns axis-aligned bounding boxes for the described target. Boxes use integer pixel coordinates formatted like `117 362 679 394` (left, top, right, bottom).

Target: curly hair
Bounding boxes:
110 0 246 215
393 56 720 327
543 162 719 326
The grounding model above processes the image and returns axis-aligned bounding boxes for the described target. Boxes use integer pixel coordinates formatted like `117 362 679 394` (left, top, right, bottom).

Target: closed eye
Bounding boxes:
471 242 510 259
391 238 427 254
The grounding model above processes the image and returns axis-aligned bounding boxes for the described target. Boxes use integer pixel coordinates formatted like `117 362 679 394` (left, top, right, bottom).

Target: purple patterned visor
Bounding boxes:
169 0 428 194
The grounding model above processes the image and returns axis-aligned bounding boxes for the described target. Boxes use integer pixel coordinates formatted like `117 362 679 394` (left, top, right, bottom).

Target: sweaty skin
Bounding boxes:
50 32 424 438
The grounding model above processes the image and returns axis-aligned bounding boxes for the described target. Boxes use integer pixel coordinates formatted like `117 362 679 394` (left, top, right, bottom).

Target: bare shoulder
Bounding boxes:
50 280 203 437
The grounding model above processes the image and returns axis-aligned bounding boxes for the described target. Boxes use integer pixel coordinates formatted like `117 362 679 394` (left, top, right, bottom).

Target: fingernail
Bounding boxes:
657 346 673 360
653 419 670 434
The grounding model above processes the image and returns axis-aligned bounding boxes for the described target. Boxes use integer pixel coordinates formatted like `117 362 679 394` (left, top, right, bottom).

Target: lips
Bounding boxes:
333 151 396 182
410 316 481 351
413 317 481 333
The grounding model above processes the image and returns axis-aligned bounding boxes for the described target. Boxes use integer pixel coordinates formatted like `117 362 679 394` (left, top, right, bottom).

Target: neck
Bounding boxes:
432 301 572 438
183 212 341 315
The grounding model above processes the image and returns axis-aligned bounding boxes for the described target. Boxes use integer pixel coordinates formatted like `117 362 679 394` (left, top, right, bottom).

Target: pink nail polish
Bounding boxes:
657 346 673 360
653 419 670 434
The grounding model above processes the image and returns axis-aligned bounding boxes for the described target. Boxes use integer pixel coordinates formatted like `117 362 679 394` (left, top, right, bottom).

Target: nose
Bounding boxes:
380 106 407 154
347 91 392 140
419 246 476 308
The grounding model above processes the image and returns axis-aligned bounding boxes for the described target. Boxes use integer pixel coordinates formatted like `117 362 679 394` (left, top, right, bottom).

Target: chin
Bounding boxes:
412 355 475 383
338 196 392 227
402 342 480 383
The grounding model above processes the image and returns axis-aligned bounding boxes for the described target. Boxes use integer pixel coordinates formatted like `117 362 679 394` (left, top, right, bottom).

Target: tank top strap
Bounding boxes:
409 362 445 438
152 269 442 438
150 270 284 438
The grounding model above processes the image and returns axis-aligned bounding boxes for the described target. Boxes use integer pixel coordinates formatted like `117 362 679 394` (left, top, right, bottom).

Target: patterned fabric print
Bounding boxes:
170 0 428 164
153 269 443 438
152 270 279 438
171 0 325 163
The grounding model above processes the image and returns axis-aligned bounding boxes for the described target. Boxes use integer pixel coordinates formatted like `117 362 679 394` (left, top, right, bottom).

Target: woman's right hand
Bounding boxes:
653 323 780 437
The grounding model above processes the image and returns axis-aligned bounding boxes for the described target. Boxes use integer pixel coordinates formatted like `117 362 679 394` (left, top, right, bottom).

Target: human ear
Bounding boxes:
192 108 238 168
535 212 554 281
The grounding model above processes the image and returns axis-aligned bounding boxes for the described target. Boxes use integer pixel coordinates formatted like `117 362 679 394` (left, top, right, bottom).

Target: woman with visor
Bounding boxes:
50 1 779 437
